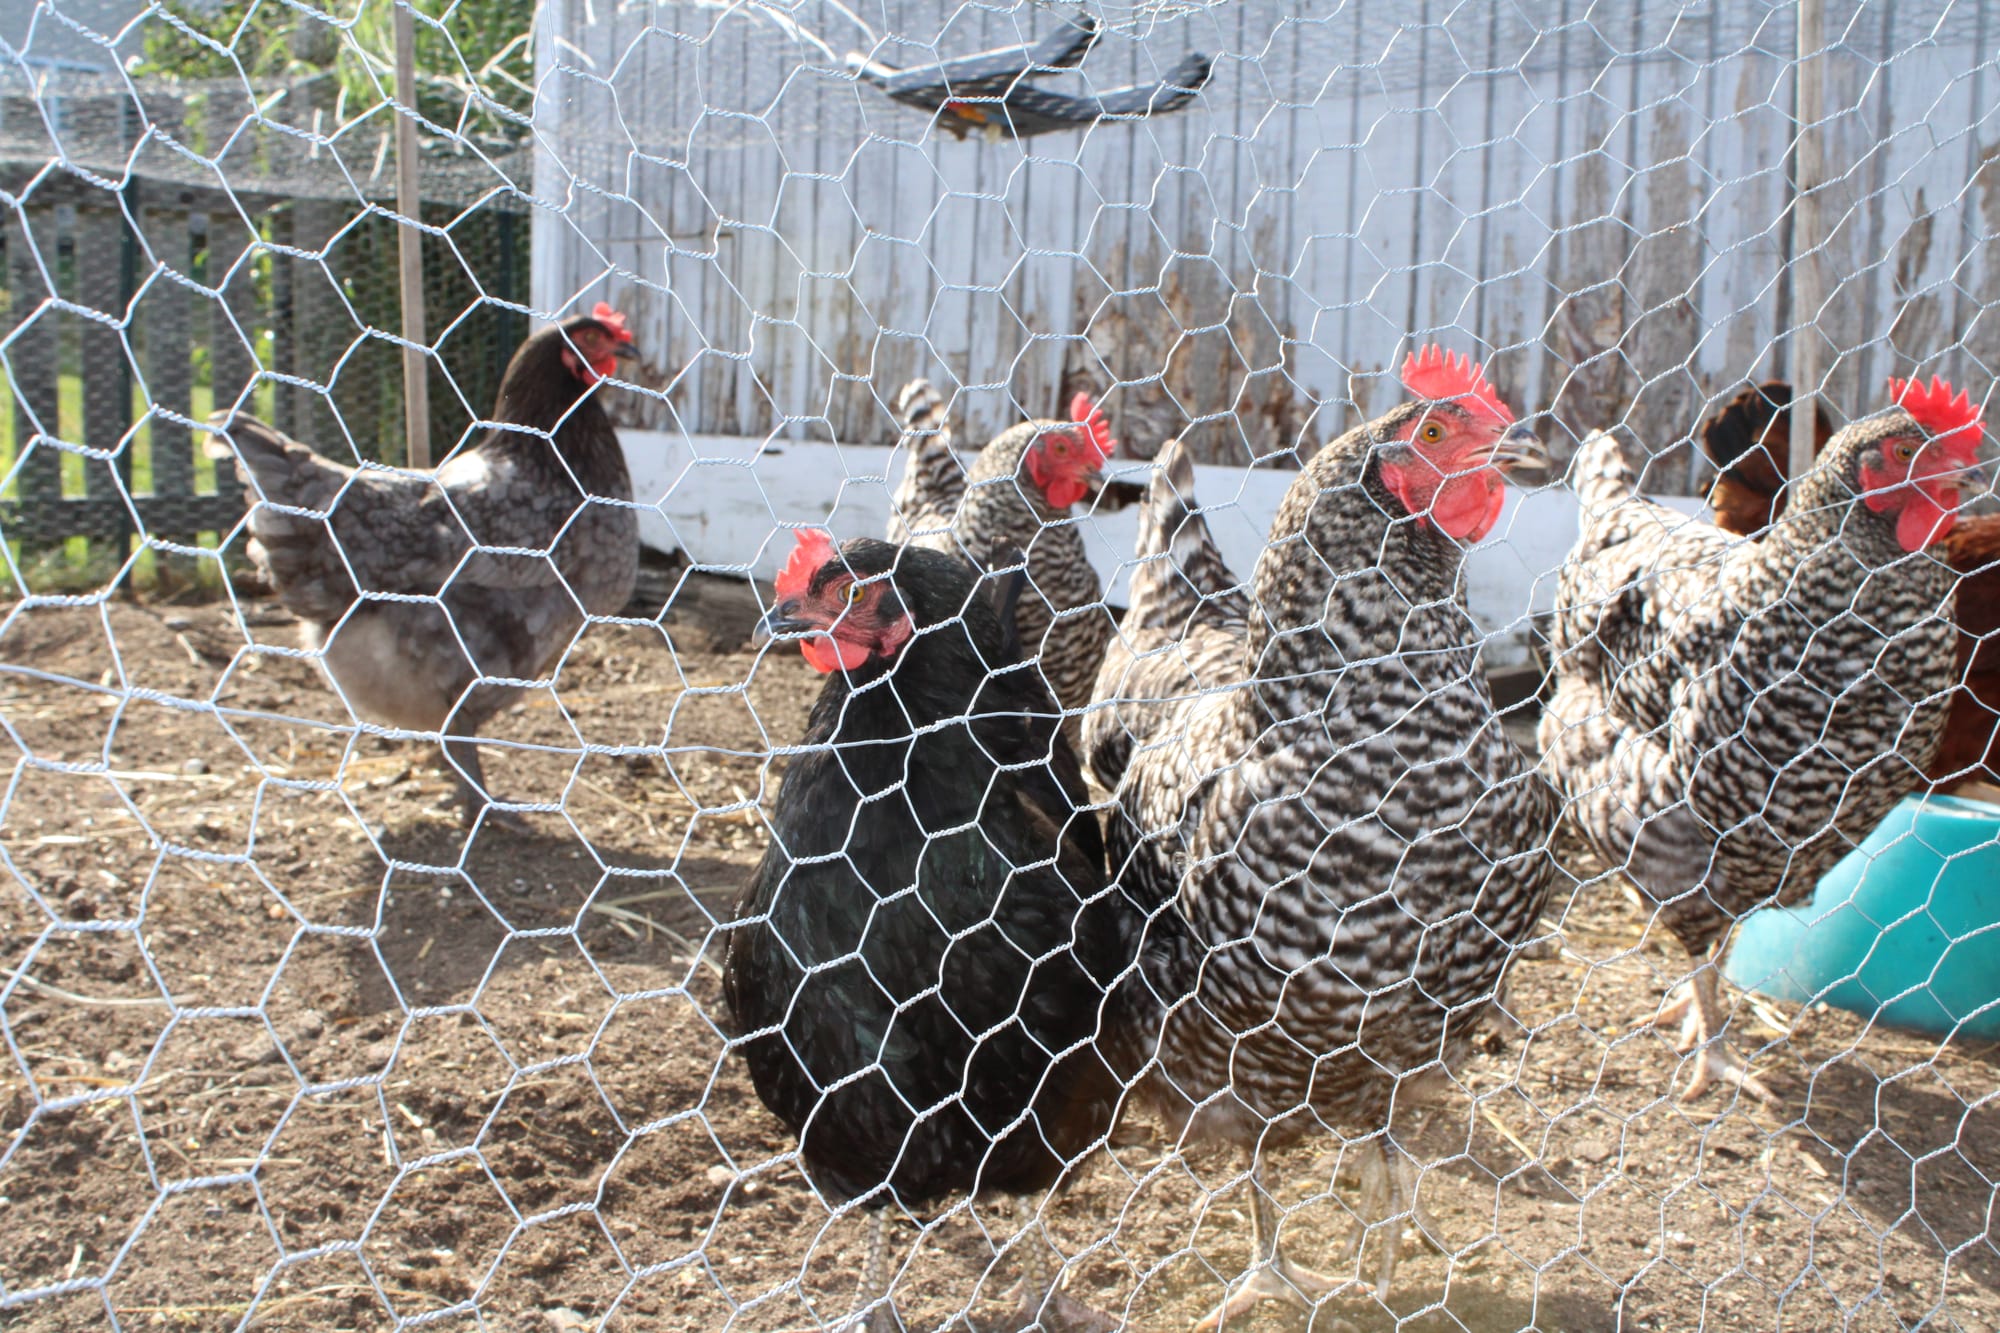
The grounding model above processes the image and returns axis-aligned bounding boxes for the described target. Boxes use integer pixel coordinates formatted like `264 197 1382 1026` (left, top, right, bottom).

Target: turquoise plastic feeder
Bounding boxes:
1721 793 2000 1041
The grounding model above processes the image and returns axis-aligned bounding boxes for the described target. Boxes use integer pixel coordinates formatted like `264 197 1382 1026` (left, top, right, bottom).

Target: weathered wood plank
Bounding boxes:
531 0 2000 489
76 201 134 550
4 199 63 548
137 189 196 538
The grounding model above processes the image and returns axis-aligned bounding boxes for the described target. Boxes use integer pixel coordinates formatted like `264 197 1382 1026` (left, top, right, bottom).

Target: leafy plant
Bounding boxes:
131 0 535 143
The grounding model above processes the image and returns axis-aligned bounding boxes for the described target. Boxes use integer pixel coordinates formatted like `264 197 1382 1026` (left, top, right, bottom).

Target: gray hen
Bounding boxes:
1103 349 1558 1328
208 305 640 829
1540 378 1976 1101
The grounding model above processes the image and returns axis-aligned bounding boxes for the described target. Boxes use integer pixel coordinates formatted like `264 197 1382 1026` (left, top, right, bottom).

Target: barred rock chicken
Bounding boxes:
887 386 1119 724
1101 350 1558 1326
883 378 963 547
723 533 1139 1332
1081 435 1246 792
207 305 639 829
1541 377 1979 1102
1701 380 2000 791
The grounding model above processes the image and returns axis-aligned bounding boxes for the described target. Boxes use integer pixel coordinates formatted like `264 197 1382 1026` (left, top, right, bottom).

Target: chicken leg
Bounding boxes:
852 1211 902 1333
1006 1194 1118 1333
441 683 535 833
1657 953 1779 1105
1193 1154 1341 1332
1335 1138 1439 1301
443 733 532 834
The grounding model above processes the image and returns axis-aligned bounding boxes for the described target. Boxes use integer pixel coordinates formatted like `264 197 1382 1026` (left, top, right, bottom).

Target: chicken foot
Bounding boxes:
1657 961 1780 1104
1003 1194 1119 1333
1192 1154 1342 1332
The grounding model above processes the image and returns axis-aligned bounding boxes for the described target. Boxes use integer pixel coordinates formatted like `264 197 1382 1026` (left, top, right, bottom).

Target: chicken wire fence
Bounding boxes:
1 0 1999 1330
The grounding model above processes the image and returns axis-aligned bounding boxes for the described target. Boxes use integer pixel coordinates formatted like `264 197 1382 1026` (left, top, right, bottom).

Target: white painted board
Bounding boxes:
625 430 1710 666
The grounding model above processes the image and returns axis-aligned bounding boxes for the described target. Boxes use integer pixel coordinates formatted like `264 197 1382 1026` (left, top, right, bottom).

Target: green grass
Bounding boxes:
1 369 244 596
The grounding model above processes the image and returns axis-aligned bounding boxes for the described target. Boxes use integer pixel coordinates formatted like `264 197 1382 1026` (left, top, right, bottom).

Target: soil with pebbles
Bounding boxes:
1 594 1996 1332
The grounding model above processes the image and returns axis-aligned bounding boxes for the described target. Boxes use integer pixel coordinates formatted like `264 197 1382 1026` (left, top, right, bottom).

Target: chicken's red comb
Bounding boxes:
1400 346 1513 426
776 528 837 600
1069 392 1117 463
1887 374 1983 462
591 302 634 345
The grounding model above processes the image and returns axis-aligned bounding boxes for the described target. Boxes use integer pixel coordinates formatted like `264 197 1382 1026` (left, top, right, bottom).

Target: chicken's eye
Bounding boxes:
1418 421 1446 445
845 583 867 604
1891 440 1917 463
1053 440 1069 456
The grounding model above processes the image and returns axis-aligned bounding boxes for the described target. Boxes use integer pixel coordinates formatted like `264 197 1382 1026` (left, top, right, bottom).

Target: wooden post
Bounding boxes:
395 0 431 469
1789 0 1825 483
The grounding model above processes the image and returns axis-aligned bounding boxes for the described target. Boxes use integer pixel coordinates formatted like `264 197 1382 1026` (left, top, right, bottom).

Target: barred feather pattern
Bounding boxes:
1540 425 1960 956
884 378 965 547
906 418 1115 722
1083 437 1248 791
1105 403 1560 1149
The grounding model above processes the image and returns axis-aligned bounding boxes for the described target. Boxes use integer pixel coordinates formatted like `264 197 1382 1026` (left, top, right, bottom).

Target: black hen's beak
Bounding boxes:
613 341 638 361
754 599 814 644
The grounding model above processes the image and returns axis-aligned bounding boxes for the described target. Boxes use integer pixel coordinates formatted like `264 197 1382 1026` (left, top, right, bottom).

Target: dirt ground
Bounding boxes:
1 594 1996 1332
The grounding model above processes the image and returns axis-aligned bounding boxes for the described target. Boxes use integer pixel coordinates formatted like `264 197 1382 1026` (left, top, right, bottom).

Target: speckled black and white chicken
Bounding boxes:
206 304 639 829
723 532 1139 1331
883 378 963 548
1101 350 1559 1327
885 384 1119 725
1081 435 1246 793
1539 378 1979 1101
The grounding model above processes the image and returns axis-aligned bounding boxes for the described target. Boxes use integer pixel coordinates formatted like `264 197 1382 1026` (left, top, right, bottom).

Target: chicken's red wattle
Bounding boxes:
800 635 873 674
1383 463 1503 542
1860 465 1960 551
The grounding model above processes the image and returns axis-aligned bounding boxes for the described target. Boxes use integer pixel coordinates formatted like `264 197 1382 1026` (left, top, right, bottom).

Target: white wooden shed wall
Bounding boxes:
532 1 1999 475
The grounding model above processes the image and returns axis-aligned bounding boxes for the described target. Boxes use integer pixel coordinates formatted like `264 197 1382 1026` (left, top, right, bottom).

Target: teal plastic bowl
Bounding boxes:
1721 793 2000 1041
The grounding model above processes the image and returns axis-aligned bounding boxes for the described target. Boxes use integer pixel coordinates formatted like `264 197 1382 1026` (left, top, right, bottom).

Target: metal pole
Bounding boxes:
395 0 431 469
1789 0 1824 484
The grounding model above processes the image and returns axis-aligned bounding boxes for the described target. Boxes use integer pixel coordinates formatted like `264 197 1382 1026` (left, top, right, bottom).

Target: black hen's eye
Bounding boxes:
1891 440 1918 463
1418 421 1446 445
845 583 867 604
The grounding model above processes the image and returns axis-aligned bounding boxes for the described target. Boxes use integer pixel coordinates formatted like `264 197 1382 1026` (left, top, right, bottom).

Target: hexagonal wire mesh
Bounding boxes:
2 0 1999 1329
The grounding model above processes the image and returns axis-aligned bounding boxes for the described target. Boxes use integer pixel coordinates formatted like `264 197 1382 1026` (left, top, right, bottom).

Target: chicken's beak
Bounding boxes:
1487 422 1549 474
613 342 638 361
754 599 815 644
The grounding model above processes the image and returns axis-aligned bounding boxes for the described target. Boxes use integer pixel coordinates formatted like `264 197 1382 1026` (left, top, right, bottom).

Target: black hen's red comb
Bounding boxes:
1400 346 1512 426
591 301 634 345
776 529 837 600
1887 374 1983 462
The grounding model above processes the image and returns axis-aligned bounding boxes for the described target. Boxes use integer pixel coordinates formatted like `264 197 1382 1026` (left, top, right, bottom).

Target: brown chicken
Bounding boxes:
207 305 640 829
1700 380 2000 789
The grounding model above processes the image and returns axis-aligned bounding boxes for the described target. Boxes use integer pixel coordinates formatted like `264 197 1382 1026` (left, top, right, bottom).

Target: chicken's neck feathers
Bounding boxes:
1246 423 1474 693
475 361 630 499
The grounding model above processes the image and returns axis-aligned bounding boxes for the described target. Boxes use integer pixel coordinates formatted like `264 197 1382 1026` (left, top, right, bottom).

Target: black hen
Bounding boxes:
722 534 1135 1331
